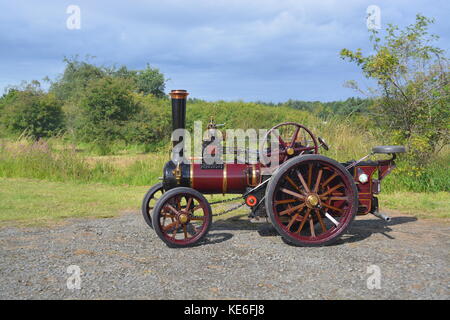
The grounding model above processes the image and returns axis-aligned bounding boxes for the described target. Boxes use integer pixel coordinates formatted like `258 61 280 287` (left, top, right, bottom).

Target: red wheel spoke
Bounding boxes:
172 221 180 238
185 197 193 211
183 225 188 239
176 196 181 211
165 204 179 215
315 209 327 233
313 169 323 193
190 216 205 221
321 196 348 201
279 203 305 216
290 126 300 147
320 184 344 197
321 173 338 188
278 134 286 148
285 176 304 194
280 188 305 200
322 202 344 213
287 212 301 230
296 208 311 234
296 170 310 193
275 198 299 205
162 221 178 232
309 217 316 238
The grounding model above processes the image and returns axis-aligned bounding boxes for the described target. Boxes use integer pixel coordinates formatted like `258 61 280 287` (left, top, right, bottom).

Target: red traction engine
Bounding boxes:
142 90 406 248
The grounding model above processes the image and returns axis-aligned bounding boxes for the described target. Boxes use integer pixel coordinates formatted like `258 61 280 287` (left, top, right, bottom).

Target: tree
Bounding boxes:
110 64 167 98
340 14 449 164
77 76 139 144
134 64 166 98
0 84 64 139
49 56 106 101
50 58 167 100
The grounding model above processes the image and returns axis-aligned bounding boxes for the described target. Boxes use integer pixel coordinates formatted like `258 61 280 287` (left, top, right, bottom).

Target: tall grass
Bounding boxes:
382 148 450 193
0 95 448 193
0 133 448 193
0 138 167 186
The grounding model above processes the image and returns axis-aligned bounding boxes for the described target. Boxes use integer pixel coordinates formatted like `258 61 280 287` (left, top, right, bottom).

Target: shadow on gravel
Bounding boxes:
203 232 234 246
335 216 418 245
207 213 418 247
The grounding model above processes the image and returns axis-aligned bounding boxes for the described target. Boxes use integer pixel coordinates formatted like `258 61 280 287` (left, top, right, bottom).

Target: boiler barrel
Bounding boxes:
191 163 249 194
163 161 261 194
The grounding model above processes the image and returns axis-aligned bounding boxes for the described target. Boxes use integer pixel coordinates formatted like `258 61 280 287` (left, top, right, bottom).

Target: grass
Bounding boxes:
1 137 449 193
0 178 448 227
0 138 168 186
379 192 450 219
0 178 147 227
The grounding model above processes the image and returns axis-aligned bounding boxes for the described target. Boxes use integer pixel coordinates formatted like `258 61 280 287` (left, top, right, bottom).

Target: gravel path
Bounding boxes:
0 209 449 299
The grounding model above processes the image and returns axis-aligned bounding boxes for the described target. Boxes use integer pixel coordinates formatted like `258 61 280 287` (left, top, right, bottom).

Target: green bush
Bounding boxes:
50 56 106 101
0 89 64 139
50 57 167 100
77 77 138 145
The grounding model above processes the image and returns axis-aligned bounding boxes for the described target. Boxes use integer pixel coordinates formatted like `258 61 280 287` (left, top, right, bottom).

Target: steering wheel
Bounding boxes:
261 122 319 165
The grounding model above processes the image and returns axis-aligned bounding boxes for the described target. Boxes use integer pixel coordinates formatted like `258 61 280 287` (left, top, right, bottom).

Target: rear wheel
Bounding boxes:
265 155 358 246
152 187 212 248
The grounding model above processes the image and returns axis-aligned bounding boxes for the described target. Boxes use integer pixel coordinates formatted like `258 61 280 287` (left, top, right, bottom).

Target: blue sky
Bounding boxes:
0 0 449 102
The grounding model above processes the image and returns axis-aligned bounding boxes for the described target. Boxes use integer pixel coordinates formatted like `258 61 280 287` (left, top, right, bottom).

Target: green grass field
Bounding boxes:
0 178 147 226
0 178 448 227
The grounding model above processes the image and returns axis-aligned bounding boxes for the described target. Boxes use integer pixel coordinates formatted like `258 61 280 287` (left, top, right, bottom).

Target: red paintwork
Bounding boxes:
354 160 396 214
354 166 377 215
378 160 395 180
191 163 260 194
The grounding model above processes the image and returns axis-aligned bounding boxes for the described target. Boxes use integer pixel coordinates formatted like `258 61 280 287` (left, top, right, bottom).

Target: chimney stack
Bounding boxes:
169 90 189 160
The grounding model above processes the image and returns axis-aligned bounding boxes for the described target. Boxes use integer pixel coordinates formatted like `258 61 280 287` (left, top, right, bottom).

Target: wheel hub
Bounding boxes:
286 147 295 155
178 212 189 224
306 194 320 208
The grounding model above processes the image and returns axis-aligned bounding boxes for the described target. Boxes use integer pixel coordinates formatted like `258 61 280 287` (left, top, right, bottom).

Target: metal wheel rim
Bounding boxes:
271 159 356 244
156 192 211 246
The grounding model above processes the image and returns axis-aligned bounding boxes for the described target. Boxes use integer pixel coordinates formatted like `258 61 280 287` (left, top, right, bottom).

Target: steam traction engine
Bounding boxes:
142 90 406 248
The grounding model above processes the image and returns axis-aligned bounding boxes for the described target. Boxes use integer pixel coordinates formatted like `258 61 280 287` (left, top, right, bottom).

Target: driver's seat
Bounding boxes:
372 146 406 154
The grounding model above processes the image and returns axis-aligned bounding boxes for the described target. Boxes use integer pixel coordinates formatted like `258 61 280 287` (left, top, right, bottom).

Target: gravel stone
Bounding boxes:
0 211 448 299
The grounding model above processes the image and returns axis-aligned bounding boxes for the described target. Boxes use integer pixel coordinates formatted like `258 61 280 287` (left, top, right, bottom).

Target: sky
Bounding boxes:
0 0 449 102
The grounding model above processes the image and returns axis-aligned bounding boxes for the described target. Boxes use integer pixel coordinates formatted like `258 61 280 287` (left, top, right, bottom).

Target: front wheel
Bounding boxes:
265 155 358 246
152 187 212 248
